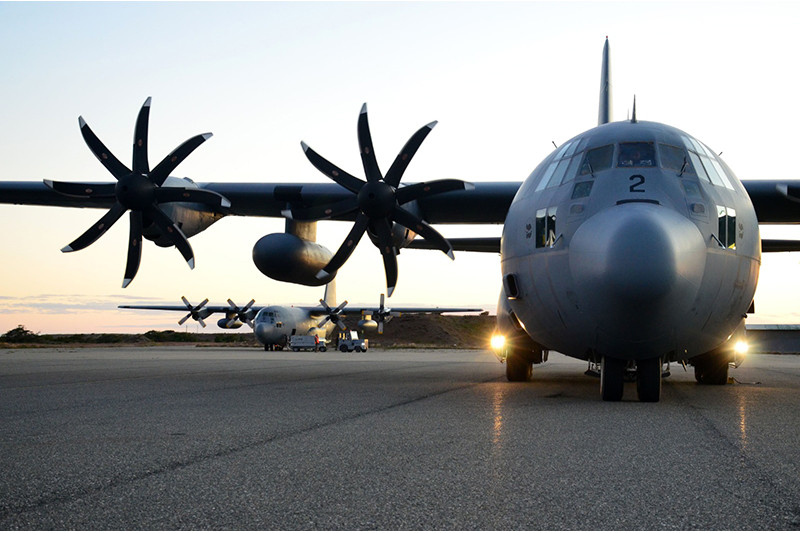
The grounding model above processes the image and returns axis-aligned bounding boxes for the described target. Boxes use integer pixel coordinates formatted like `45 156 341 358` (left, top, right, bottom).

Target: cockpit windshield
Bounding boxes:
617 142 655 167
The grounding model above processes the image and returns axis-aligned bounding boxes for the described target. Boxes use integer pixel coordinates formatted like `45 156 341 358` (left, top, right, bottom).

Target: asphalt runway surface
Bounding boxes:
1 347 800 530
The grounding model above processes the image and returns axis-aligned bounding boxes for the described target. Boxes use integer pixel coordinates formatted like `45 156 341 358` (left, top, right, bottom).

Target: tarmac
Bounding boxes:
1 346 799 529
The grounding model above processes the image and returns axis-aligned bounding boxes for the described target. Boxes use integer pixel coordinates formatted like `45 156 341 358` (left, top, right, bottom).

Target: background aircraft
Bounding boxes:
120 282 481 350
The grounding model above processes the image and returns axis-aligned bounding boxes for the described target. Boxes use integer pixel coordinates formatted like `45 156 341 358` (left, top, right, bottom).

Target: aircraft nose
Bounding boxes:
569 203 706 348
254 323 271 344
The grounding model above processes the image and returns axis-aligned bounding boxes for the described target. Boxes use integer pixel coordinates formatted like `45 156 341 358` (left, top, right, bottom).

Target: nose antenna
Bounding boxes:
631 95 637 124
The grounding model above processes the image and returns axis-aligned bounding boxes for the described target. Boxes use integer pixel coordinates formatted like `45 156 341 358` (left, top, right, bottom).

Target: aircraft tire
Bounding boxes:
505 349 532 382
636 357 661 402
694 357 729 385
601 356 625 401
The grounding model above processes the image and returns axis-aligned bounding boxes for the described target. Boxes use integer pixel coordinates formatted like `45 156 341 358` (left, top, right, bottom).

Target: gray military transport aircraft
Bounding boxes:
3 39 800 401
119 282 478 350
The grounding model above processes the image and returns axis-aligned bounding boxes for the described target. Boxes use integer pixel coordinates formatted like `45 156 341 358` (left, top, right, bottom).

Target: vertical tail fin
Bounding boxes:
322 278 337 307
598 37 612 125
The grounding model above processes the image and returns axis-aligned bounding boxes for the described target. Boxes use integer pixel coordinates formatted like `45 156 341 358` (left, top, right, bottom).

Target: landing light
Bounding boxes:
490 334 506 352
734 340 749 355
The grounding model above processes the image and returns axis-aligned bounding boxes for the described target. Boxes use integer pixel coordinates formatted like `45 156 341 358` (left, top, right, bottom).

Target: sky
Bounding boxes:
2 1 800 333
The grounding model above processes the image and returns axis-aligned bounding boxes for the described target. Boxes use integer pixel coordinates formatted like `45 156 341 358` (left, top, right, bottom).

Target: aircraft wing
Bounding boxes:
119 299 261 328
742 179 800 224
0 180 518 223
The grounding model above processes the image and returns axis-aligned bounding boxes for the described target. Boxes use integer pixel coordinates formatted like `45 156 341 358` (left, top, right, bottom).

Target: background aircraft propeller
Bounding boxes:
374 293 396 334
226 298 256 328
287 103 472 297
317 299 349 330
45 97 229 288
178 297 211 328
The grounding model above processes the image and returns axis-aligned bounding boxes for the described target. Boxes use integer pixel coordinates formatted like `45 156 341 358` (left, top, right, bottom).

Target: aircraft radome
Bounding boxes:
2 39 800 402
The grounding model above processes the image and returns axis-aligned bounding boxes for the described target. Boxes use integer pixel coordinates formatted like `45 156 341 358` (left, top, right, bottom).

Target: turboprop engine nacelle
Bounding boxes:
253 233 335 286
217 318 243 329
146 178 225 247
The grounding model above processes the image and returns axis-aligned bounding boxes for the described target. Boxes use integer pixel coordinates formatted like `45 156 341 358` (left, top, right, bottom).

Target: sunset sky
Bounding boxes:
2 1 800 333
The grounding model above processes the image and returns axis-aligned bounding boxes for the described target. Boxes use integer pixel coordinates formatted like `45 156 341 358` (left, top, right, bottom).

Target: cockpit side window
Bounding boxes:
659 143 694 174
579 145 614 176
617 142 655 167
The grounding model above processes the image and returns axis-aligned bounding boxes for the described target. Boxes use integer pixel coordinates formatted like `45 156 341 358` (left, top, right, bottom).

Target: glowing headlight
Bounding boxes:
490 334 506 351
734 340 749 355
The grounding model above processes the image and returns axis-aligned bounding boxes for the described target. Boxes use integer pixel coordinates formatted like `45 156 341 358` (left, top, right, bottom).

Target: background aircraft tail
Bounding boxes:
323 279 336 307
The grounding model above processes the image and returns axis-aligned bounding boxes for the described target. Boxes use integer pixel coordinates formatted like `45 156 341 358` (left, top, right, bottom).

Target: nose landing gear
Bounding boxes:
599 356 663 402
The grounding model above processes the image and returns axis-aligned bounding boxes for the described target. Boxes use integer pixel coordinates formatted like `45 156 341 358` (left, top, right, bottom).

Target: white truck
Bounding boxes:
288 335 327 352
337 331 368 352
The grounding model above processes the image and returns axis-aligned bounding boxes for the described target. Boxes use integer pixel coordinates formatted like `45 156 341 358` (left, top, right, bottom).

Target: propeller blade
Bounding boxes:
395 179 472 205
282 196 359 221
197 316 207 328
301 141 365 194
384 121 438 188
132 97 151 175
378 321 384 334
318 299 333 313
61 202 127 252
149 132 213 186
154 187 231 209
148 206 195 269
78 117 131 180
178 313 192 326
392 206 454 259
317 316 331 328
332 300 348 314
44 180 116 198
357 103 382 183
374 218 399 297
317 213 370 278
122 211 144 288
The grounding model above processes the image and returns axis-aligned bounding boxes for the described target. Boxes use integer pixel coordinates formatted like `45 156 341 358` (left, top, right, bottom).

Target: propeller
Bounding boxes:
226 298 256 328
317 299 349 330
287 103 472 297
178 297 211 328
374 293 395 334
45 97 230 288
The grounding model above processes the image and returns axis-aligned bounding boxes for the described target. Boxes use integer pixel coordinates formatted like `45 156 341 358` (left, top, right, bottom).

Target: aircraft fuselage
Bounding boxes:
253 305 332 348
501 120 760 363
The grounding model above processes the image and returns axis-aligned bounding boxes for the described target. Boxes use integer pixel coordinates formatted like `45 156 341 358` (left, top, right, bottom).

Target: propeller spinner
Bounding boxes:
287 104 472 297
45 98 229 288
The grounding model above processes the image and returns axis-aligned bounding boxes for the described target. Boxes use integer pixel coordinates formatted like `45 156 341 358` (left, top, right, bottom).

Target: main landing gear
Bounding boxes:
600 356 662 402
504 345 547 382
